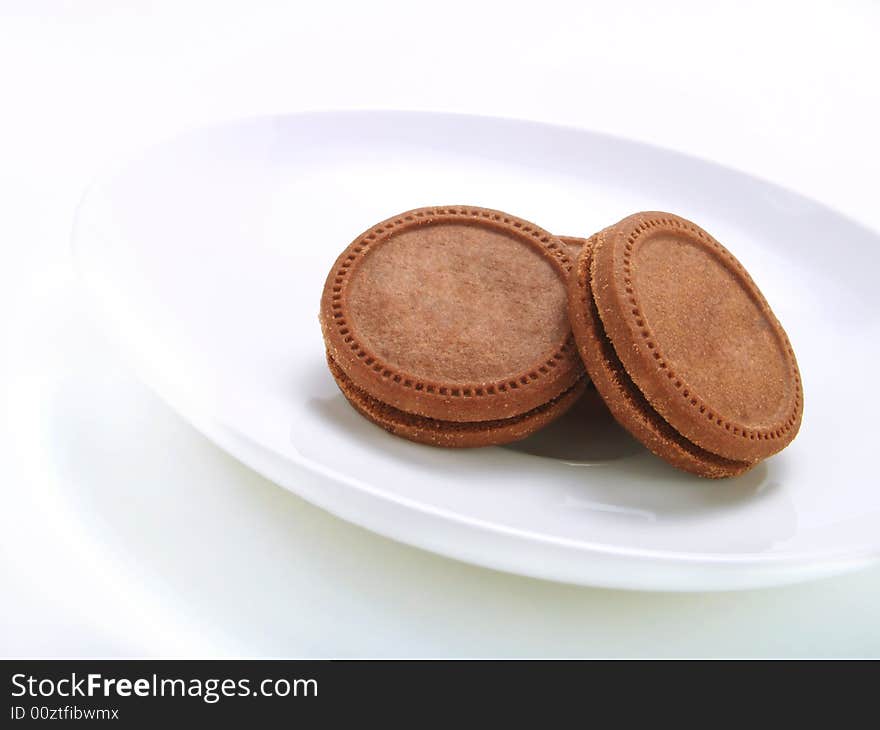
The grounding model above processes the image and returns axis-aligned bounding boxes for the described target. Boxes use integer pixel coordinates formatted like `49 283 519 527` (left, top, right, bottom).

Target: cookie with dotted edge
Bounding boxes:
572 212 802 470
568 234 752 478
327 354 586 448
589 212 802 462
321 205 585 435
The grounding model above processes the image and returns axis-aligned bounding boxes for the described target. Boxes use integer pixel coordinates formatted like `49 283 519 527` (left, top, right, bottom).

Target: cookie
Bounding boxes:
569 235 752 477
569 213 803 476
327 354 585 448
321 205 586 446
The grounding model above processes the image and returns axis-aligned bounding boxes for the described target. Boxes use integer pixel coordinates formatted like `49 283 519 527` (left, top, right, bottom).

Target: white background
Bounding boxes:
1 0 878 656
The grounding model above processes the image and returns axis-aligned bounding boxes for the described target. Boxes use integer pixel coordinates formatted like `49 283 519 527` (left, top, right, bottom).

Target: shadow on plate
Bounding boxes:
502 384 642 463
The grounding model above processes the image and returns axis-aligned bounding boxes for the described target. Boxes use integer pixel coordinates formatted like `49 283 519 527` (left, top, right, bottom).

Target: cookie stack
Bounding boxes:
320 206 803 478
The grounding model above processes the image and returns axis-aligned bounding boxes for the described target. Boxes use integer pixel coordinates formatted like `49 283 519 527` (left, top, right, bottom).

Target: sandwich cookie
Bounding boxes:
568 213 803 477
326 354 584 448
321 206 586 447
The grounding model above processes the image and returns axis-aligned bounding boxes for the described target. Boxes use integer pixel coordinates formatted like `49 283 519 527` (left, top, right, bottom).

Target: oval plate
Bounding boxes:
73 111 880 591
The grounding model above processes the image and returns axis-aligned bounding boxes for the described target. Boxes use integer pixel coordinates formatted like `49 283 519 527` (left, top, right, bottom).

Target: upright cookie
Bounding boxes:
321 205 586 447
569 213 803 477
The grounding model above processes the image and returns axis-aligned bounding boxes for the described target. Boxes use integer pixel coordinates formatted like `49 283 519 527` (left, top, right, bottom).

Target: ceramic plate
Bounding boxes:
73 111 880 590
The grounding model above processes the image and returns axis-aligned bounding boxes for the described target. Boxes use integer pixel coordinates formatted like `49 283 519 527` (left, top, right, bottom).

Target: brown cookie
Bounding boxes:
569 235 752 478
321 205 586 446
569 213 803 476
327 354 586 448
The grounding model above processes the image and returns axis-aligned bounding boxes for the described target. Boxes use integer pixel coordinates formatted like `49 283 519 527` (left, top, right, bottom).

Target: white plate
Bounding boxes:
73 111 880 591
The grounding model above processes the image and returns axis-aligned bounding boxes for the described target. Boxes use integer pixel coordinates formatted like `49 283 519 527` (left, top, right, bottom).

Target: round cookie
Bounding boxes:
321 205 586 446
327 354 586 448
588 212 802 463
568 234 752 478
